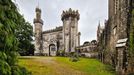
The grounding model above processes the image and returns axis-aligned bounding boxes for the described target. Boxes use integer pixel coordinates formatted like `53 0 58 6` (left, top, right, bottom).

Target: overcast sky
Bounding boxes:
15 0 108 45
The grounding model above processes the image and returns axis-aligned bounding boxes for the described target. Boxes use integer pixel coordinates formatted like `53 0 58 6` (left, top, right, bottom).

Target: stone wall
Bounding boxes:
42 29 63 56
61 8 80 53
97 0 133 74
76 40 97 58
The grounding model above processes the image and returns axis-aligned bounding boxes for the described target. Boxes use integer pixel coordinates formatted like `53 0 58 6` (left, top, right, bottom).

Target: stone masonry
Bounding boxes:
34 7 81 56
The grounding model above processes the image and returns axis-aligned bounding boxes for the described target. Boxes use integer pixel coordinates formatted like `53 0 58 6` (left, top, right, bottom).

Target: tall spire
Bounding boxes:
37 0 39 8
35 0 41 19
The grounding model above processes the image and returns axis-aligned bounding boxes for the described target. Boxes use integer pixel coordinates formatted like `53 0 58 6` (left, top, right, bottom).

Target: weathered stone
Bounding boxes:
76 40 97 58
34 8 80 56
97 0 132 74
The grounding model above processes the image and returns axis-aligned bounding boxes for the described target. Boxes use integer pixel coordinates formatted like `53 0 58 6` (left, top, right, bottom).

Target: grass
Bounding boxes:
18 57 54 75
55 57 115 75
18 56 115 75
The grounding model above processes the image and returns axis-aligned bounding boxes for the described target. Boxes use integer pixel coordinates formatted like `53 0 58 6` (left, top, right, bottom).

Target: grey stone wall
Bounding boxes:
61 8 80 53
34 8 81 56
42 30 63 56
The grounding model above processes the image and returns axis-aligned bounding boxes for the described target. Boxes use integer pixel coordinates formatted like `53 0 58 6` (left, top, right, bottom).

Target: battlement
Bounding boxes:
33 18 43 25
36 7 41 13
43 26 63 34
61 8 80 21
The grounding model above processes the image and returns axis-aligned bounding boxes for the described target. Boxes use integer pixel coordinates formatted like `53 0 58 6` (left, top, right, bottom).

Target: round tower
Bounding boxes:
61 8 80 53
33 6 43 55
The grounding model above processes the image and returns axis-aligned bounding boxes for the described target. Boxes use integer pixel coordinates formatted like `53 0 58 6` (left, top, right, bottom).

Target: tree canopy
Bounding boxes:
16 17 34 56
0 0 32 74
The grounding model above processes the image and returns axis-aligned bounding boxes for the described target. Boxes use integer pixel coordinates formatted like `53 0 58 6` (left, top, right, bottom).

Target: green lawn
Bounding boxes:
19 56 115 75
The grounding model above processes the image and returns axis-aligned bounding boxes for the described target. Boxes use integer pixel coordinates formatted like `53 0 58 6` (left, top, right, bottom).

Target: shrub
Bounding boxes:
56 50 65 56
69 52 79 62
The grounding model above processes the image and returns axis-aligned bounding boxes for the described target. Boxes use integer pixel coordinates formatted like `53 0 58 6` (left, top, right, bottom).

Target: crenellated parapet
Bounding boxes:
43 26 63 34
33 18 43 25
33 7 43 25
36 7 41 13
61 8 80 21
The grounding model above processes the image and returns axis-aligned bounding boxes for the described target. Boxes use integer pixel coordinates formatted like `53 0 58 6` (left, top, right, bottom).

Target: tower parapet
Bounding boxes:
34 18 43 25
61 8 80 53
33 7 43 25
61 8 80 21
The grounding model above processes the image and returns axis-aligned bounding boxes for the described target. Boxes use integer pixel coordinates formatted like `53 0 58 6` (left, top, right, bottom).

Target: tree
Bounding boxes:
15 18 34 56
0 0 30 74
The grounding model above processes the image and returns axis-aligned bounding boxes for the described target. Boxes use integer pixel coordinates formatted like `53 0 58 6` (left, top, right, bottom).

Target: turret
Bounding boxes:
34 6 43 55
61 8 80 21
61 8 80 52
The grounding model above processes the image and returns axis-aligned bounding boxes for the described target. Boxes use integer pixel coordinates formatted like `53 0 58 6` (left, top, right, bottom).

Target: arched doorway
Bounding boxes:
49 44 56 56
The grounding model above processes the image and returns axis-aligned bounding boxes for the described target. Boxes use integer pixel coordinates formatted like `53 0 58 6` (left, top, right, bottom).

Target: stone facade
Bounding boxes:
34 7 80 56
97 0 133 74
42 26 63 56
77 40 97 58
61 8 80 53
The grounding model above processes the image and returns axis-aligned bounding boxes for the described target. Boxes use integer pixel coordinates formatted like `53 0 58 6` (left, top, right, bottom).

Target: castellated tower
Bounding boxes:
61 8 80 53
33 6 43 55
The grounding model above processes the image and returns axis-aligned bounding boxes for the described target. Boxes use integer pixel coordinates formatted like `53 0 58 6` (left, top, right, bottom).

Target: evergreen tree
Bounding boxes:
0 0 31 74
15 18 34 56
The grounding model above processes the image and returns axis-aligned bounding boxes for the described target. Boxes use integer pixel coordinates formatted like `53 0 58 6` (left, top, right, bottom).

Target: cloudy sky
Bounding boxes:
15 0 108 45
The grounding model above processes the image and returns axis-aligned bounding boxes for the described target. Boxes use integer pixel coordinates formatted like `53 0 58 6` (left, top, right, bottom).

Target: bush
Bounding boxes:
19 66 32 75
0 59 11 75
69 52 79 62
12 65 31 75
56 50 65 56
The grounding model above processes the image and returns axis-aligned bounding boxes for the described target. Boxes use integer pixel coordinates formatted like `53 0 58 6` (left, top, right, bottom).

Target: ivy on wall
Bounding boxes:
128 1 134 71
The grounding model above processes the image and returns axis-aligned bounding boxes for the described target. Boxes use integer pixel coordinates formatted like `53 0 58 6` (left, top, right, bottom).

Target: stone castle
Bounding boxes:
33 7 81 56
33 0 134 74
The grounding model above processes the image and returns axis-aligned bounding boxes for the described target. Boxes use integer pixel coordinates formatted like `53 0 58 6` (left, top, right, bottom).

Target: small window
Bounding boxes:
113 26 117 35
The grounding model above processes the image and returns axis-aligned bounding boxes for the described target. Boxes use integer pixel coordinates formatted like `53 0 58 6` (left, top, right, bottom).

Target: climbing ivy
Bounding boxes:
129 1 134 71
